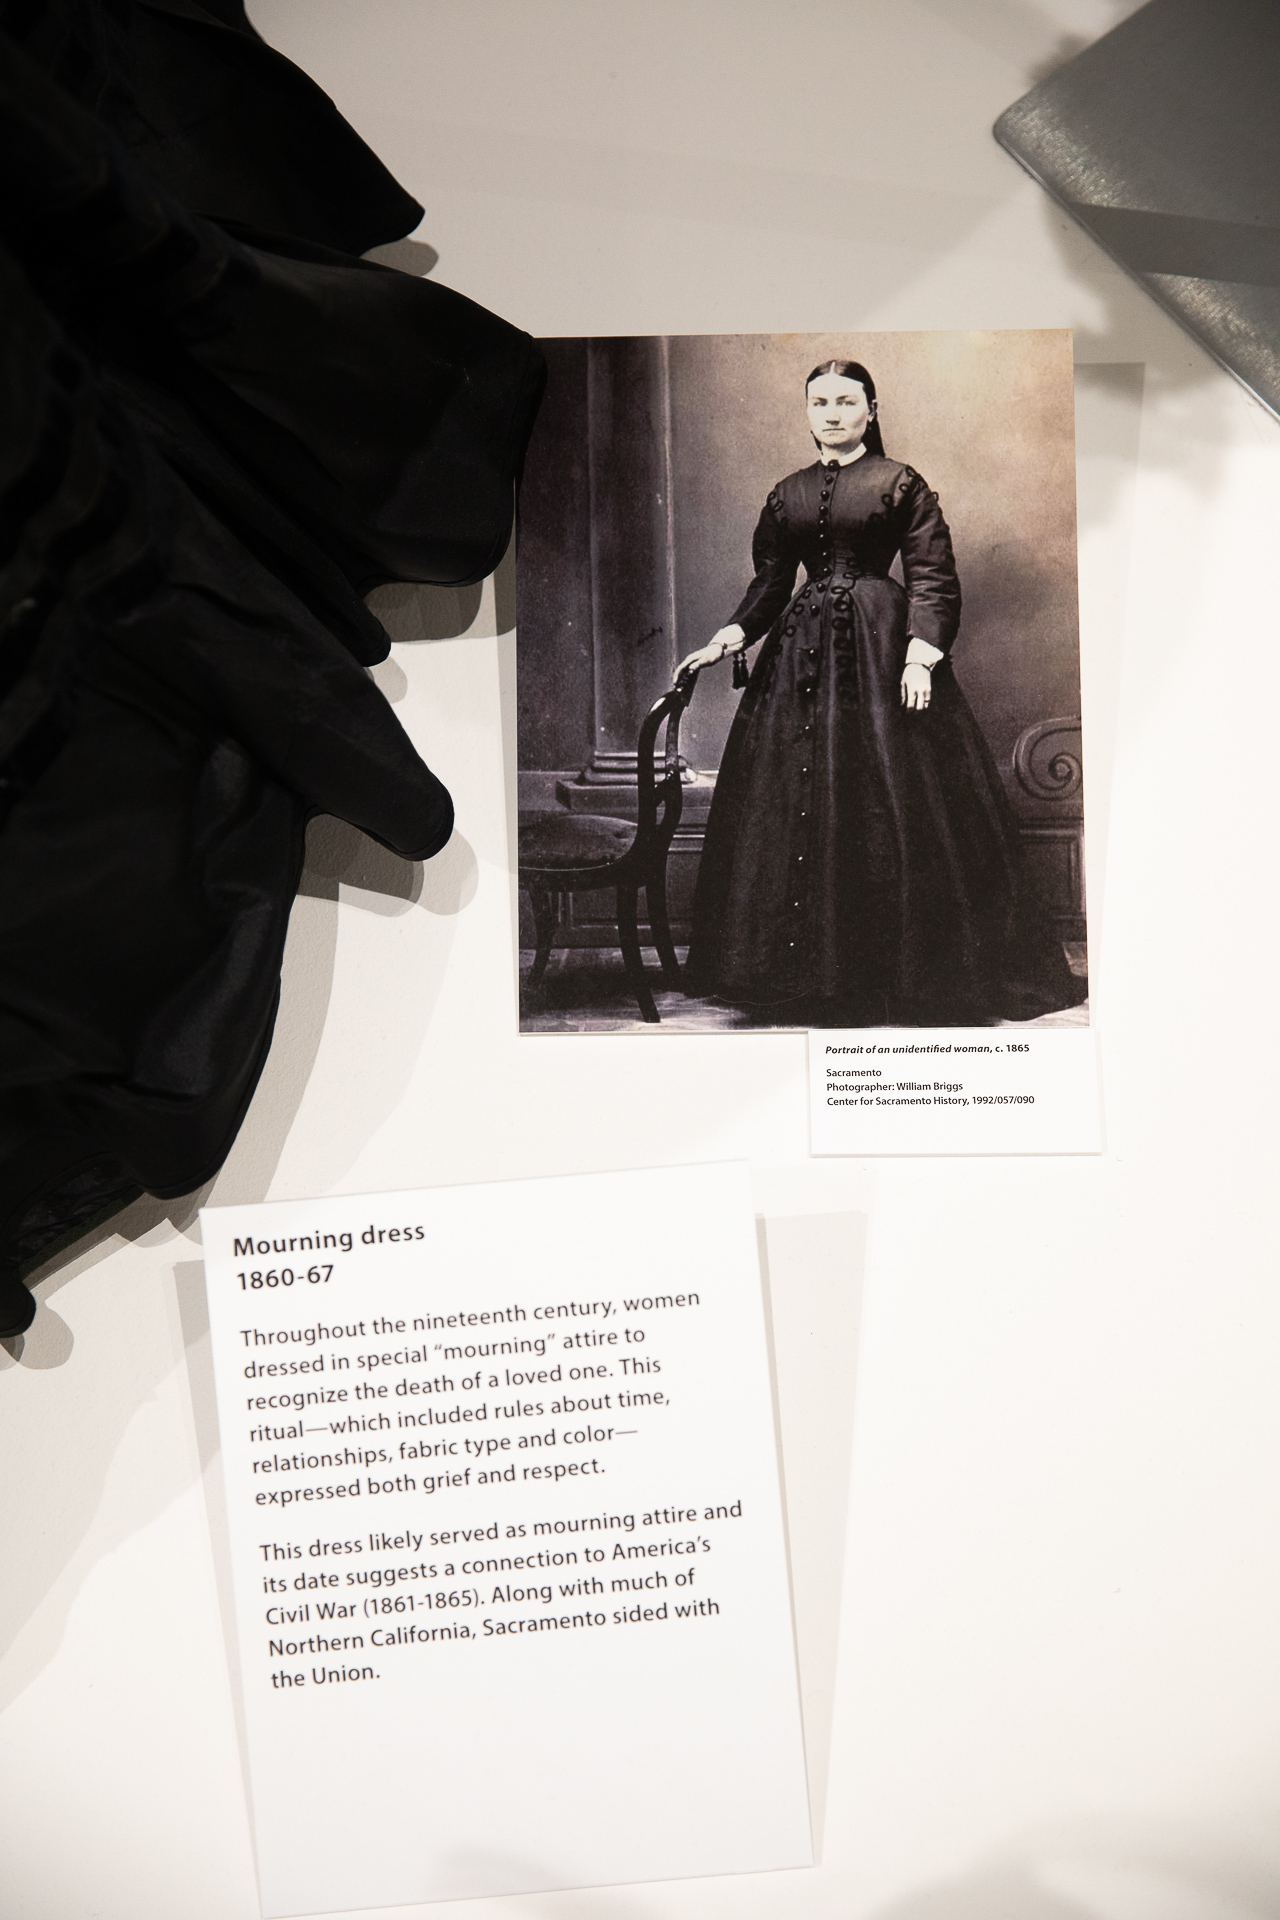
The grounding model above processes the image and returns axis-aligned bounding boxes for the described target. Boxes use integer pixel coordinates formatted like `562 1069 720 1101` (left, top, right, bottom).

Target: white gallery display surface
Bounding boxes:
200 1165 810 1915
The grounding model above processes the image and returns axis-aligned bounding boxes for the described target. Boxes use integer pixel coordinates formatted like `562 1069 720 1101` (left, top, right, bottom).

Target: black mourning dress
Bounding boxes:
686 453 1087 1023
0 2 545 1328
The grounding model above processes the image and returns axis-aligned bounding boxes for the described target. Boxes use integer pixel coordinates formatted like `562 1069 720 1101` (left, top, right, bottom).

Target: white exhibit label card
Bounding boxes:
809 1027 1102 1155
200 1163 811 1917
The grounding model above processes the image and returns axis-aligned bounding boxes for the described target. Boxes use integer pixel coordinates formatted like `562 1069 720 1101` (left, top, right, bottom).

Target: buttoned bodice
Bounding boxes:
728 454 961 652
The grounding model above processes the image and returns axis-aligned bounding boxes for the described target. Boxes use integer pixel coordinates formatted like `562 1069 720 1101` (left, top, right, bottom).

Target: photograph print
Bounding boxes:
516 330 1089 1034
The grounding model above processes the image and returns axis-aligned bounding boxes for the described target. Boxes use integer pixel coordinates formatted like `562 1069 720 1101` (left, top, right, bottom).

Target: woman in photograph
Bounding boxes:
679 360 1086 1024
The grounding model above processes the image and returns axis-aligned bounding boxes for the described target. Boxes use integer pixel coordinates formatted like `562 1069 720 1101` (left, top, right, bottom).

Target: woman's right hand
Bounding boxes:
676 625 746 678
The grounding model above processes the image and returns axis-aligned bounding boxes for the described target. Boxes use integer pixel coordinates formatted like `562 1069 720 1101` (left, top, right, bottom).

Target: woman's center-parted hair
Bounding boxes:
805 359 885 458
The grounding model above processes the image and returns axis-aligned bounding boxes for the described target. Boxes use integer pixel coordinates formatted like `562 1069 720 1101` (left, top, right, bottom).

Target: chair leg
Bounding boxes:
617 883 659 1023
645 865 681 989
527 889 557 985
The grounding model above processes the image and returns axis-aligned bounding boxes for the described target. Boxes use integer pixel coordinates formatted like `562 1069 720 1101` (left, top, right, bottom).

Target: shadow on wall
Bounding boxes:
0 1187 211 1708
361 235 439 277
297 814 425 912
207 571 497 1200
1040 193 1250 503
252 826 478 1197
0 579 493 1706
913 0 1246 530
866 1816 1280 1920
756 1209 867 1861
206 827 477 1208
916 0 1149 87
367 539 516 646
2 564 500 1293
173 1253 257 1847
369 579 484 641
956 0 1248 517
2 1183 209 1365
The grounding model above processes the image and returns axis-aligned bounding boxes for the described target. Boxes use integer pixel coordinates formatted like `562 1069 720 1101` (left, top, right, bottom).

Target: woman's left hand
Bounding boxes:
900 662 933 711
676 625 746 679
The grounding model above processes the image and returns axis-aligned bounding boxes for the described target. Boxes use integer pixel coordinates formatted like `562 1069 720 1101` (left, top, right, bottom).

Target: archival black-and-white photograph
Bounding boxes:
516 331 1089 1034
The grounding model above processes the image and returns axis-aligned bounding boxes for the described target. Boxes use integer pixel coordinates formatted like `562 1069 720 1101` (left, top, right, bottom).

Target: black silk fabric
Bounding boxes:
0 1 544 1271
687 456 1087 1022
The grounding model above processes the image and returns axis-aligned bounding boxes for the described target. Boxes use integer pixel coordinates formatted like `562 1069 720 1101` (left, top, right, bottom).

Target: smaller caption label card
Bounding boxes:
810 1027 1101 1154
201 1163 810 1917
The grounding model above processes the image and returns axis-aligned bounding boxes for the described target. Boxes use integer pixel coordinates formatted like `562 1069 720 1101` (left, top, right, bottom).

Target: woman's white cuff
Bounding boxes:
905 637 944 668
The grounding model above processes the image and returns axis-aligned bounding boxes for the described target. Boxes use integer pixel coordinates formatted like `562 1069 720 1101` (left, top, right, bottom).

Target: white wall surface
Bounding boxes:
5 3 1280 1917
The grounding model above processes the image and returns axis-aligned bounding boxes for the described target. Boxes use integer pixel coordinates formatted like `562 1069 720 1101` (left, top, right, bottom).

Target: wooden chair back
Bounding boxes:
634 670 697 864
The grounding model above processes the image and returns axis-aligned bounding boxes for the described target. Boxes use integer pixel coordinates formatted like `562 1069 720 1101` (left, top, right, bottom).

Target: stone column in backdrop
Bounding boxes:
559 335 679 800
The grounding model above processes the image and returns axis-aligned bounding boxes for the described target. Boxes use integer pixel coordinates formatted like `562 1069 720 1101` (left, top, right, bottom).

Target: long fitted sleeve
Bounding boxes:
727 489 799 643
895 468 962 653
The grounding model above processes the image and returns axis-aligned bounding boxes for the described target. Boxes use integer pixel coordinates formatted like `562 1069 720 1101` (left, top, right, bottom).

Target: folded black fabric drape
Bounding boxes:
0 0 544 1331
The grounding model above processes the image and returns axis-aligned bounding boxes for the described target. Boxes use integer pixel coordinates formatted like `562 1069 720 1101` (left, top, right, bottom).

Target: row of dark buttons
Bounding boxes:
818 469 833 603
787 504 827 954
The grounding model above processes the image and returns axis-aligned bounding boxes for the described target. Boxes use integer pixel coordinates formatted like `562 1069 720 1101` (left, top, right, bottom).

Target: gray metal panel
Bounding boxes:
995 0 1280 418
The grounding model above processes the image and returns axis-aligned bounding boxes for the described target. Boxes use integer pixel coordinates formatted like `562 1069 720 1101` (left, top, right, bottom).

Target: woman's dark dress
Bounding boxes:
686 454 1086 1024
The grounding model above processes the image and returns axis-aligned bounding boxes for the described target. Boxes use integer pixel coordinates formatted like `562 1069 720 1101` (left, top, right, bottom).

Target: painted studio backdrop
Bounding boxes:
516 330 1088 1034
